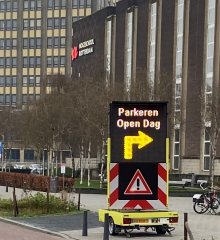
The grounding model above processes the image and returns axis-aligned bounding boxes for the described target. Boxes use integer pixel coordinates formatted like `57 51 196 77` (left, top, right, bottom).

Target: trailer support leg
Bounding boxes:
103 213 109 240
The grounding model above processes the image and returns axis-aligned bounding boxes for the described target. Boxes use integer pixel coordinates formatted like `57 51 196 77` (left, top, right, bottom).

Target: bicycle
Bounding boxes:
193 182 220 215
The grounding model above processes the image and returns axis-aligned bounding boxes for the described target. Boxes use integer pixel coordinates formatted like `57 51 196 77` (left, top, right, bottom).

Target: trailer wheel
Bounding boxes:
156 226 167 235
109 217 118 235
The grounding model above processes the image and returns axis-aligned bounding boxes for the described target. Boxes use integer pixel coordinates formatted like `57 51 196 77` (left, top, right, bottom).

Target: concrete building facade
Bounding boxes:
72 0 220 180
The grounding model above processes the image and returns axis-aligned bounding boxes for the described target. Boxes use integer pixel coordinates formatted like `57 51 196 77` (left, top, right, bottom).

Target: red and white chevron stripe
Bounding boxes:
109 163 167 210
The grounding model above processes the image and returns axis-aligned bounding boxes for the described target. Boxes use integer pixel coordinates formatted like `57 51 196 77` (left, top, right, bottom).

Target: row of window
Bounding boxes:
47 37 66 48
0 57 17 68
47 18 66 29
47 56 65 67
22 94 40 104
0 0 17 12
0 19 17 31
23 19 41 30
0 38 17 49
0 76 41 87
0 76 16 87
0 94 40 105
23 38 41 49
23 76 40 86
0 37 66 50
3 148 71 162
0 94 16 105
0 57 66 68
0 0 92 12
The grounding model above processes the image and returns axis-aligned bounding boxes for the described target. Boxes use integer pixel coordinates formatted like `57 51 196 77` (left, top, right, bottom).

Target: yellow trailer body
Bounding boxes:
99 102 179 236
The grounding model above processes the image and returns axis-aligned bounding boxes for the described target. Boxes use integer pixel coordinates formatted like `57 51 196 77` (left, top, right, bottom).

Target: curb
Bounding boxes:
0 216 72 239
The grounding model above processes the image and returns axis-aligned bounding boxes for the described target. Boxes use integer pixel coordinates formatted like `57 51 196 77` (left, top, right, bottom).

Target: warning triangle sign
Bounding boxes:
124 169 152 195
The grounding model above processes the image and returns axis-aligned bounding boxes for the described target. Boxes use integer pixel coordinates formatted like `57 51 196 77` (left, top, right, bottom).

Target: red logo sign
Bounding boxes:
71 46 78 60
124 169 152 195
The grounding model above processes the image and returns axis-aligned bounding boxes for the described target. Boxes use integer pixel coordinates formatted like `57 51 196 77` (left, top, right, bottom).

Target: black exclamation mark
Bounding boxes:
137 178 140 190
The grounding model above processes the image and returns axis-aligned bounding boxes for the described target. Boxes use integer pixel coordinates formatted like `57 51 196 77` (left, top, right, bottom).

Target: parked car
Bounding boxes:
29 164 44 175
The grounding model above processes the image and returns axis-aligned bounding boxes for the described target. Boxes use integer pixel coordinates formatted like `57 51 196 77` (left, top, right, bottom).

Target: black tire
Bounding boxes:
211 199 220 215
156 226 166 235
193 201 209 214
109 217 118 235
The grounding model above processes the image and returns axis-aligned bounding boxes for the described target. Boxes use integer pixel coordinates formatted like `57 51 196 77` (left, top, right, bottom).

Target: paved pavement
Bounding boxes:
0 186 220 240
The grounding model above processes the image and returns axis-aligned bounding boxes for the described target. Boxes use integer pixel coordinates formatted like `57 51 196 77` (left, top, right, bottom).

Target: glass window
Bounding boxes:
22 94 28 104
36 0 41 9
36 76 40 86
29 19 35 29
0 20 4 30
23 38 28 48
6 58 11 67
29 57 35 67
29 94 34 102
54 0 59 9
48 56 54 66
5 94 11 104
12 94 16 104
60 37 65 47
36 19 41 29
24 0 29 10
36 94 40 101
6 1 11 11
23 57 28 67
6 20 11 30
72 0 78 8
0 1 5 11
29 76 34 86
23 76 28 86
29 38 35 48
54 18 59 28
48 0 53 9
5 76 10 86
60 56 65 66
12 58 17 67
12 76 16 86
53 56 59 66
24 149 35 161
47 37 53 48
61 0 66 8
0 58 4 67
0 94 4 104
12 0 17 11
5 39 10 49
79 0 84 8
36 38 41 48
12 19 17 30
54 37 59 48
30 0 35 10
47 18 53 29
0 39 4 49
61 18 66 28
0 76 4 86
12 39 17 48
36 57 41 67
86 0 91 7
23 19 29 29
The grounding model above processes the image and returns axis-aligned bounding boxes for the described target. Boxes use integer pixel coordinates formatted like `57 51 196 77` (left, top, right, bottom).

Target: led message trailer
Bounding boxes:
110 102 167 163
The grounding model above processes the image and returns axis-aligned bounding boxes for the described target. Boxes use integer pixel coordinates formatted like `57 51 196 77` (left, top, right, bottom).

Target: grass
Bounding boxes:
74 179 102 188
0 192 79 217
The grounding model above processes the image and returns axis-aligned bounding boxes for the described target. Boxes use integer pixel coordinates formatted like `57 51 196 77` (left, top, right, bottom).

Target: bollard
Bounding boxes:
184 212 188 240
82 210 88 236
6 185 8 192
103 213 109 240
78 192 81 210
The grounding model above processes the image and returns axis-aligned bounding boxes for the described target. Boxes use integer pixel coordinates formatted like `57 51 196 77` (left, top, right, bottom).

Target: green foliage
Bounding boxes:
0 192 78 217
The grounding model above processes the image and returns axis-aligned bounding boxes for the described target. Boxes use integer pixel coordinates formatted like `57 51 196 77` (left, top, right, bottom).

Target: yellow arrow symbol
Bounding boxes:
124 131 153 160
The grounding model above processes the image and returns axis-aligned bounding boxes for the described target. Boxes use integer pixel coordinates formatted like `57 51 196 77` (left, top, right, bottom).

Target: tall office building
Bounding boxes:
72 0 220 179
0 0 96 109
